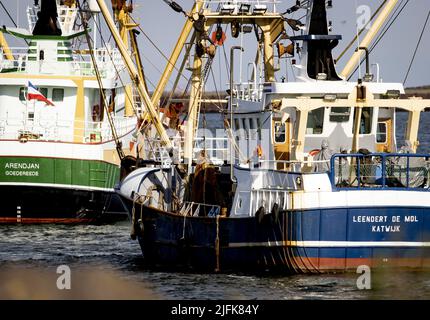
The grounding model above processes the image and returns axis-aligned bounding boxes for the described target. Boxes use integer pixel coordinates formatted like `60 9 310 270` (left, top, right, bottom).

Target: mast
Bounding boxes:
0 31 13 60
180 4 285 168
111 0 142 117
95 0 173 149
229 46 243 181
340 0 399 79
151 1 203 107
184 50 203 171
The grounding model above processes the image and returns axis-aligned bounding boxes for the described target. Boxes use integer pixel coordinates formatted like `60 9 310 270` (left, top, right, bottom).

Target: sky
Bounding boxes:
1 0 429 93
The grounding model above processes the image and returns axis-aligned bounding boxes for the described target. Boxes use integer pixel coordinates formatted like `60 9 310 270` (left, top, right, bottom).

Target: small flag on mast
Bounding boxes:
27 81 54 106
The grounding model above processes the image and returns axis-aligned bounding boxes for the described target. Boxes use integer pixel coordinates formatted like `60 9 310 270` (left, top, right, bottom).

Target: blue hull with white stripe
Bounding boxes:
120 194 430 273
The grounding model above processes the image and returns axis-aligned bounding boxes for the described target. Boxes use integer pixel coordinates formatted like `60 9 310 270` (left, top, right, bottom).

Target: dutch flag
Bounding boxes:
27 81 54 106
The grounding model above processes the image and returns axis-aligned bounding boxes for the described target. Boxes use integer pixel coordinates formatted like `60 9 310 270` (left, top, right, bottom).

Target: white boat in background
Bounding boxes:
0 0 138 223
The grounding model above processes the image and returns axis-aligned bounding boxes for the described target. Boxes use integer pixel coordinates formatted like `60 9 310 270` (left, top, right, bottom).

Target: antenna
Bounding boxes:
355 0 361 81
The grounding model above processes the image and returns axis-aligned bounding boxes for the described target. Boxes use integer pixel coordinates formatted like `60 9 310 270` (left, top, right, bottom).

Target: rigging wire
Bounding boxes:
403 9 430 85
369 0 406 49
76 0 125 159
336 0 388 62
209 62 249 164
169 1 219 108
0 0 29 45
84 2 139 117
347 0 410 81
162 33 197 111
0 1 17 27
129 14 190 84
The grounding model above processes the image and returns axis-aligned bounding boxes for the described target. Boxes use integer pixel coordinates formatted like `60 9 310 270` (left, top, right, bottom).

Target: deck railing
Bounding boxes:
0 113 136 143
246 159 330 172
202 1 281 14
142 136 229 165
180 201 221 217
330 153 430 190
0 47 126 78
194 137 229 165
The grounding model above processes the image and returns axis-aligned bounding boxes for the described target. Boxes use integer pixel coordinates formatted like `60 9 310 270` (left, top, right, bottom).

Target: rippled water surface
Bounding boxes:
1 112 430 300
2 222 430 300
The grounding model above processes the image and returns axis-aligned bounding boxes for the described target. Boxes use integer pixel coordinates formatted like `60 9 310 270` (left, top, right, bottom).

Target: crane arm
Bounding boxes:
96 0 173 149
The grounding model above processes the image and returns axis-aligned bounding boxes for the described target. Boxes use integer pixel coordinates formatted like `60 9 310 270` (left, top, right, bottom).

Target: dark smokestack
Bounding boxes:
32 0 62 36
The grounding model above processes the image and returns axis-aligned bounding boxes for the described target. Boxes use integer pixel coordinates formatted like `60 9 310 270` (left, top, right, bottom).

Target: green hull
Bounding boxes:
0 156 120 190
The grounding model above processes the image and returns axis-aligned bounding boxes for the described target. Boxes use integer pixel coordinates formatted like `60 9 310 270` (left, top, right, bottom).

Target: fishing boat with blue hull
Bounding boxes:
116 0 430 272
0 0 142 223
119 153 430 272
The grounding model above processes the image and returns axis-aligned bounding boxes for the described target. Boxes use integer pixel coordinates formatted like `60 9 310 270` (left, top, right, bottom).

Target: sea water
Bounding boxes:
1 112 430 300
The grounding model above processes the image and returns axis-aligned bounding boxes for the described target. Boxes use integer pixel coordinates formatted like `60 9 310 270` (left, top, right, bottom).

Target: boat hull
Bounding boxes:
120 196 430 273
0 185 125 224
0 155 127 223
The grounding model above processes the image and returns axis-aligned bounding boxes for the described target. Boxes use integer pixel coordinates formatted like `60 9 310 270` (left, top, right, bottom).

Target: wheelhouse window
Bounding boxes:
329 107 350 122
306 107 325 134
242 118 248 139
19 86 48 101
377 122 387 143
256 118 262 140
39 88 48 98
274 121 286 143
249 118 257 140
52 88 64 102
19 87 27 101
353 107 373 134
249 118 255 130
234 118 240 131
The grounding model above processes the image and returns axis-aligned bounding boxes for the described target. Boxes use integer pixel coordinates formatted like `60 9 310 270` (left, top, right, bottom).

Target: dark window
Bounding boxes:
21 87 48 101
39 88 48 98
19 87 27 101
242 118 247 130
256 118 262 140
353 107 373 134
306 107 325 134
242 118 248 139
249 118 255 130
377 122 387 143
52 88 64 102
330 107 350 122
234 118 240 131
274 121 286 143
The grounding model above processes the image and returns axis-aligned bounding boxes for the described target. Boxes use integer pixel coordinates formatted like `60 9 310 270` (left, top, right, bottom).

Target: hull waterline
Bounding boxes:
120 195 430 273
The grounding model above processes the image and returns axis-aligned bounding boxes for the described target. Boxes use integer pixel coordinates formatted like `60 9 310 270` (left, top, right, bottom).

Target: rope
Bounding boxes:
131 194 137 239
215 214 220 272
403 10 430 84
182 211 186 239
76 0 124 159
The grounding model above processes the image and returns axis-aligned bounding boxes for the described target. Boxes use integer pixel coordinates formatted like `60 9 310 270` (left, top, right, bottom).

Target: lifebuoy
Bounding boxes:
92 104 101 122
211 25 226 45
309 149 320 157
